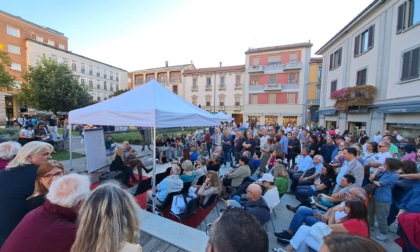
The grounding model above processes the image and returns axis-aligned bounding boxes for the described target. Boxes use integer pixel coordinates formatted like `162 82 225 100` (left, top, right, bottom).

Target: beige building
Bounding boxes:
243 43 312 127
27 40 128 101
316 0 420 138
130 62 195 99
183 64 245 120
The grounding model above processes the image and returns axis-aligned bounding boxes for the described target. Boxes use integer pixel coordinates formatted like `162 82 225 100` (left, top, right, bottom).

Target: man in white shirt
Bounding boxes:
373 131 383 143
368 141 393 174
257 173 280 211
260 129 270 150
393 130 404 141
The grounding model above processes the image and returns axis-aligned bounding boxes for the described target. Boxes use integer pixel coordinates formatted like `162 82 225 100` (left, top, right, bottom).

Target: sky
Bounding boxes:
1 0 370 72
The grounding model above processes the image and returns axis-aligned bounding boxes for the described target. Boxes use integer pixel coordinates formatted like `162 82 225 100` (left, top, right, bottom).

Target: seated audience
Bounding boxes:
33 121 54 145
282 199 369 252
192 155 207 185
122 142 152 182
70 182 142 252
225 183 270 225
221 156 251 198
206 208 268 252
104 135 116 154
274 187 367 245
147 166 183 207
273 163 289 197
17 124 35 146
110 145 136 186
319 233 386 252
0 141 53 246
331 147 364 193
189 145 199 163
0 141 21 171
2 174 91 252
27 160 65 211
297 154 324 187
207 153 221 172
196 171 221 206
402 144 417 162
288 148 313 192
242 151 257 176
316 174 356 207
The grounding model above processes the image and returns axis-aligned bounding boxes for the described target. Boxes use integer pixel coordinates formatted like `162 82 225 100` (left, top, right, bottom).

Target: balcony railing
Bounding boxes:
217 105 225 110
307 99 320 106
330 85 377 111
169 78 181 83
234 105 241 111
249 83 299 92
263 65 285 74
204 106 212 111
219 84 226 91
284 62 302 70
247 65 263 73
263 84 282 91
205 85 212 91
234 83 242 90
191 85 198 91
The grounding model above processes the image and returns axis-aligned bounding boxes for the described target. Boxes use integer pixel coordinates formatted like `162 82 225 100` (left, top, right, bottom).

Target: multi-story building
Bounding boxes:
0 10 68 123
27 40 128 101
316 0 420 138
183 64 245 120
307 57 322 123
243 42 312 127
130 62 195 99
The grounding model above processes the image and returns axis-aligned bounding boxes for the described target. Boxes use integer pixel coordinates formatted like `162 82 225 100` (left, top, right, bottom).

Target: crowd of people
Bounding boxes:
1 119 420 252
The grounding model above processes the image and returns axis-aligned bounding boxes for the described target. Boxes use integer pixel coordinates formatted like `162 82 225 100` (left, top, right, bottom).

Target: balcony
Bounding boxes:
284 61 302 70
158 78 167 83
204 106 212 111
263 84 282 91
247 65 263 73
263 65 285 74
169 78 181 83
191 85 198 92
234 105 241 111
219 84 226 91
205 85 212 91
217 105 225 110
330 85 377 111
307 99 320 106
234 83 242 90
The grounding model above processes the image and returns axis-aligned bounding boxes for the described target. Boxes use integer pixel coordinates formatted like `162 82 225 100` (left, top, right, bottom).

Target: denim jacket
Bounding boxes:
373 171 398 202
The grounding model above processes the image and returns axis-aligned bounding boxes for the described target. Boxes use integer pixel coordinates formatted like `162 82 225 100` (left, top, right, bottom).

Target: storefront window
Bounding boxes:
283 116 297 128
347 122 366 137
387 123 420 141
265 116 278 126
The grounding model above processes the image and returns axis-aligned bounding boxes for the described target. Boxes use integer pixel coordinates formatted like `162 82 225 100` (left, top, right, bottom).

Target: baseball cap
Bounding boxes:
258 173 275 183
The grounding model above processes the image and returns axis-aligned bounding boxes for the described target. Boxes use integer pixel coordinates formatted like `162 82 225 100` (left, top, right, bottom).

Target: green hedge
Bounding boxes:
107 128 199 145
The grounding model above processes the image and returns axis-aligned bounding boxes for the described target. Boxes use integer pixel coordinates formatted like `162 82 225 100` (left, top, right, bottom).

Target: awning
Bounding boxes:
377 104 420 114
318 109 336 115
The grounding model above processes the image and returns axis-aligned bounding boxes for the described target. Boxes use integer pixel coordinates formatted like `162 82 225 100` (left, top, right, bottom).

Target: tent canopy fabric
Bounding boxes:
69 80 220 127
215 111 233 121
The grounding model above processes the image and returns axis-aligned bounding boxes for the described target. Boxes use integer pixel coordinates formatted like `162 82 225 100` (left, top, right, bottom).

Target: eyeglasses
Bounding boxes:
43 171 64 179
246 189 254 194
206 223 213 236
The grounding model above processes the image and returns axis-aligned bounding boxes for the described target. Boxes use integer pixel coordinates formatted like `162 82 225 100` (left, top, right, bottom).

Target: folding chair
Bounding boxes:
169 195 199 224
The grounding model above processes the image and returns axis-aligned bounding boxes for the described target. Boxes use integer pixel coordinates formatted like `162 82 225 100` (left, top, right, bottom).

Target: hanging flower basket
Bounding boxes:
330 85 377 111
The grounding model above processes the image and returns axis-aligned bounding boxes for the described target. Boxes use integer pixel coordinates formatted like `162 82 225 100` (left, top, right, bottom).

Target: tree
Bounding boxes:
108 88 130 98
0 44 15 90
19 55 91 113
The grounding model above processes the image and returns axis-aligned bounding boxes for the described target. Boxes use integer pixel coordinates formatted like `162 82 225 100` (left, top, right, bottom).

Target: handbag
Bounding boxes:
170 194 193 215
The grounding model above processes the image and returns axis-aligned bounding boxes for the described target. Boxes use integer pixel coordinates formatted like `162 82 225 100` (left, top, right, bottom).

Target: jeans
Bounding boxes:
223 148 232 165
289 206 323 233
368 198 391 234
296 186 319 203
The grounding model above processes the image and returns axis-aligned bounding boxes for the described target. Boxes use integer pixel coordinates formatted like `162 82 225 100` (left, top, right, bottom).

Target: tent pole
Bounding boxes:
69 124 73 171
152 127 157 213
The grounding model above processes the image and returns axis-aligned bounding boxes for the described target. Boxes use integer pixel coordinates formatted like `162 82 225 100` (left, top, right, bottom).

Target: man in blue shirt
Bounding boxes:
278 130 288 159
288 148 313 192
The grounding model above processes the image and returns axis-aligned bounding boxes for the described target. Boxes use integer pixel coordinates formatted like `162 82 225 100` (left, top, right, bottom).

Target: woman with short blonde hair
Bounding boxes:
71 182 142 252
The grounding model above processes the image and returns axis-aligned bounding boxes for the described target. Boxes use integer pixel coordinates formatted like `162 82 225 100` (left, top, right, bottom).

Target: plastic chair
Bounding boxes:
169 195 199 224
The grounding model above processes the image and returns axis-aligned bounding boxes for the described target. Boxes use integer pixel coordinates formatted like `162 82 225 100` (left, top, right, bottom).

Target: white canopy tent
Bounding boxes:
69 79 220 211
215 111 233 121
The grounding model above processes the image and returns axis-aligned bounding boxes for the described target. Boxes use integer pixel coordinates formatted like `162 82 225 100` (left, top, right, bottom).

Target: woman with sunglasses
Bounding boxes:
27 160 65 211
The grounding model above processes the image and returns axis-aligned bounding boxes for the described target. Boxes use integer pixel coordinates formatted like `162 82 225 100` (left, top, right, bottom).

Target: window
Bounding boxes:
401 46 420 81
252 76 259 86
236 75 241 84
172 85 178 94
47 40 54 46
104 70 107 79
354 25 375 56
116 73 119 82
269 75 277 84
110 83 114 91
397 0 420 34
81 63 85 73
104 81 107 90
288 73 296 84
80 78 85 85
36 36 43 42
89 66 93 75
89 79 93 89
287 93 296 104
116 84 119 91
250 94 258 104
206 101 211 106
356 68 367 86
252 57 260 66
329 48 342 70
268 93 276 104
206 77 211 85
7 26 20 37
110 71 114 80
289 53 298 63
10 63 22 71
193 78 197 86
330 80 338 95
62 58 67 65
51 55 57 62
58 44 65 50
267 55 281 66
97 80 101 89
72 61 77 71
220 76 225 85
97 93 101 101
96 67 101 77
192 96 197 105
7 44 20 55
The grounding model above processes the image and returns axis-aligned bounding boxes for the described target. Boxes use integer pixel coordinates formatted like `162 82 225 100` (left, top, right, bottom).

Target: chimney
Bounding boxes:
165 61 168 67
220 62 222 67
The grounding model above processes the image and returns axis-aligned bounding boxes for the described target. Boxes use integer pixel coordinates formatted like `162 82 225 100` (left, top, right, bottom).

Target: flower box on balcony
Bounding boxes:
330 85 377 111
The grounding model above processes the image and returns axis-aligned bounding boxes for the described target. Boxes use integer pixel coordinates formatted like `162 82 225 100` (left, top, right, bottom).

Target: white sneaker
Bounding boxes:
375 233 388 241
